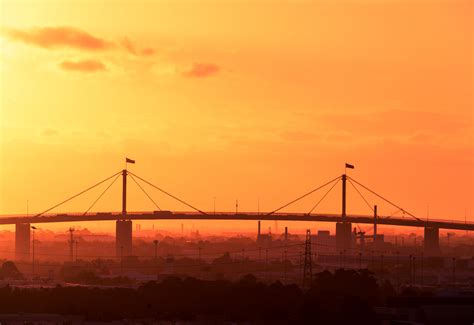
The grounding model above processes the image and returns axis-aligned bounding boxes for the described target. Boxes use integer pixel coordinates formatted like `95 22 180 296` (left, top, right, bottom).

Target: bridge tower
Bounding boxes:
336 174 352 253
15 223 31 261
116 169 133 257
424 227 440 256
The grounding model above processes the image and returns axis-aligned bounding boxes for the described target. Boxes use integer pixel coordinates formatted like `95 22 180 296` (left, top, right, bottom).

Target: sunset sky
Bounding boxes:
0 0 472 232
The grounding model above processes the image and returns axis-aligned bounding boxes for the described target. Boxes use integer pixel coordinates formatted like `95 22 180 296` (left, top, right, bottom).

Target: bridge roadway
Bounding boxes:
0 211 473 231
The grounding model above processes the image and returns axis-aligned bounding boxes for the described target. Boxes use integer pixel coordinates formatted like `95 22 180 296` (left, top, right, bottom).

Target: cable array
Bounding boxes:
267 176 341 216
83 173 121 216
128 171 206 215
347 176 422 222
34 171 122 217
129 174 161 211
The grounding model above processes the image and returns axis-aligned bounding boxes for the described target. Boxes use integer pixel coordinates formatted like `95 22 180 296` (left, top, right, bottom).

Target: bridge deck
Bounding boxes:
0 211 472 231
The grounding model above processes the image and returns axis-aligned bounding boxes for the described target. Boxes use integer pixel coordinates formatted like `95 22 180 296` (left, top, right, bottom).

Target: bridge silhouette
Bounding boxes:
5 167 473 260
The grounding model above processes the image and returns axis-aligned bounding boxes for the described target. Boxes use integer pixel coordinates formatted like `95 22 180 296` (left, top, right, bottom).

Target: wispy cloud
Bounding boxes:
60 59 106 72
121 37 155 57
183 63 219 78
3 26 113 51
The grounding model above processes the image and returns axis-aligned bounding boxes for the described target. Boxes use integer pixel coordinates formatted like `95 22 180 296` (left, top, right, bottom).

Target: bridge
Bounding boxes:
6 166 473 261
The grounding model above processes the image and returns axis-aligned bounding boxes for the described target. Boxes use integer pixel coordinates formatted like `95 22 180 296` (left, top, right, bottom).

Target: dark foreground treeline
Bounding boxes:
0 269 456 323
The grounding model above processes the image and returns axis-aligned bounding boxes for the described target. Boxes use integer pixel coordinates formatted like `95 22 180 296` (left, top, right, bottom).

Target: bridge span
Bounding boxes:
1 211 473 231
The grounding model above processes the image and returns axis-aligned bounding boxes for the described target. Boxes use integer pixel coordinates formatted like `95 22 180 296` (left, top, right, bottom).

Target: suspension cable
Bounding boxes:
83 173 121 216
127 171 206 215
129 174 161 211
347 176 422 222
267 175 341 216
347 178 374 214
386 208 403 220
308 179 340 215
35 170 122 217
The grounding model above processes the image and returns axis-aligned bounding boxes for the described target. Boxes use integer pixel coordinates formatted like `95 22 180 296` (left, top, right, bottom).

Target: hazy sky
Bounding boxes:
0 0 472 228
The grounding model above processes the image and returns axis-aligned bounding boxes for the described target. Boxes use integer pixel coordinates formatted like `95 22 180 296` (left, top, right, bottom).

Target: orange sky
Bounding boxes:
0 0 472 232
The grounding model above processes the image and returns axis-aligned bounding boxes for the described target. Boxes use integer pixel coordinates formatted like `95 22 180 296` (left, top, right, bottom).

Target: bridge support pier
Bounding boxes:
15 223 30 261
116 220 133 257
424 227 440 256
336 222 352 253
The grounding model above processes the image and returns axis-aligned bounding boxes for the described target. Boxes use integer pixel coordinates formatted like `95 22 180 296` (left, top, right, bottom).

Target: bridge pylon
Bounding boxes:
424 227 441 256
116 169 133 257
336 174 352 253
15 223 31 261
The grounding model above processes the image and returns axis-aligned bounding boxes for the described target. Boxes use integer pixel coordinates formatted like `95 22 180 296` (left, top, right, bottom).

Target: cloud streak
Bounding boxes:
183 63 219 78
60 59 106 72
3 26 113 50
121 37 155 57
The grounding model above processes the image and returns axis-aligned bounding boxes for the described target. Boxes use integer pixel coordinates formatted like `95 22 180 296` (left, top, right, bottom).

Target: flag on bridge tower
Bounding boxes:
345 163 354 169
126 158 135 164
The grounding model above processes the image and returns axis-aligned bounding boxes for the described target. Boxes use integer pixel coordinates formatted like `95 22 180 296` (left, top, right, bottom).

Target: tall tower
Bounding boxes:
116 169 133 256
303 229 312 288
336 174 352 253
15 223 31 261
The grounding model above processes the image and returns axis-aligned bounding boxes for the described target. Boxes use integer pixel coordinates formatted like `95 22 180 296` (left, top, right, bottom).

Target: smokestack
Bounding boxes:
285 227 288 241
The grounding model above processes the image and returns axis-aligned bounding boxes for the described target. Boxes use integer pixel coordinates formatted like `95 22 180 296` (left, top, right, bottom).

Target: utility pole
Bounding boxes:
31 226 37 277
68 227 75 262
303 229 312 288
